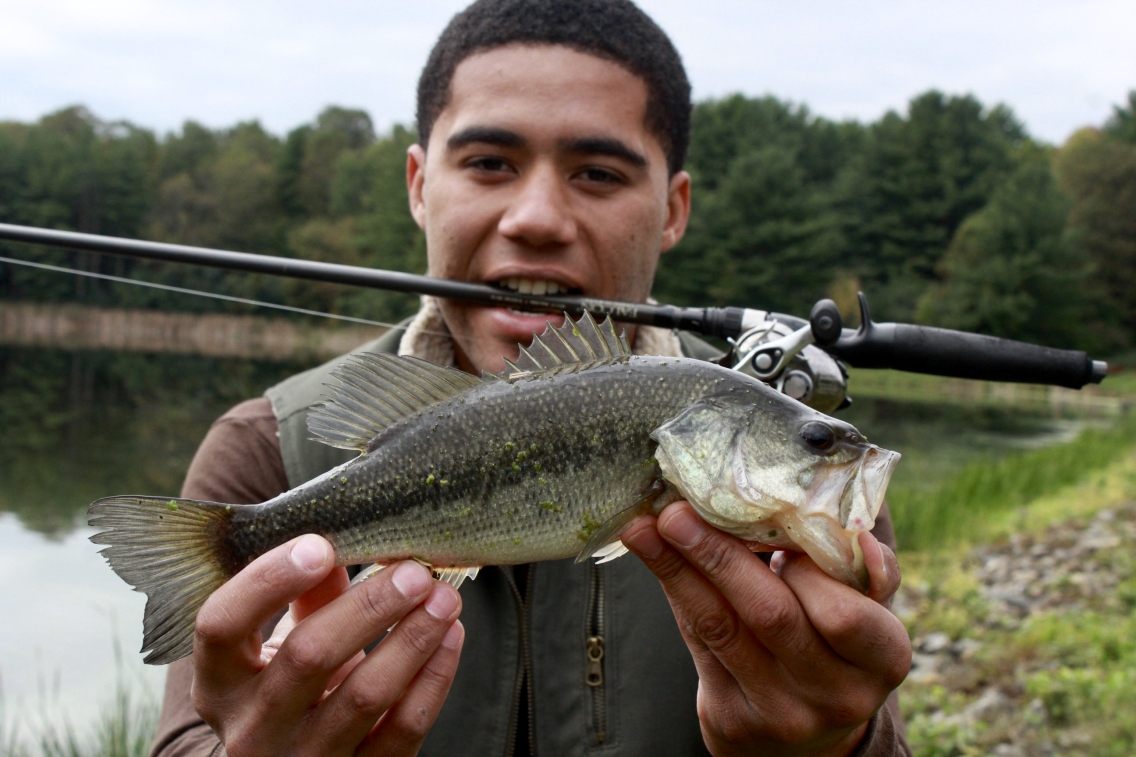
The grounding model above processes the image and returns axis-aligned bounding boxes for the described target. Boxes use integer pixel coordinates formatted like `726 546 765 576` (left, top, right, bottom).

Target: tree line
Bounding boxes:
2 90 1135 354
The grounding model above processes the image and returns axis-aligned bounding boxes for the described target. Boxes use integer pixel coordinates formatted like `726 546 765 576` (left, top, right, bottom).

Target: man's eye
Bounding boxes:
577 167 623 184
467 157 512 173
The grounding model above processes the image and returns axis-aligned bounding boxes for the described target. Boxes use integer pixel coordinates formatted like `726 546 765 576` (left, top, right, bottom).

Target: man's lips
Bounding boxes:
480 305 568 343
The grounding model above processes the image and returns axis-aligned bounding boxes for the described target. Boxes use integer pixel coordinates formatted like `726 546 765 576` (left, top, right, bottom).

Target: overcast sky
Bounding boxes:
2 0 1134 144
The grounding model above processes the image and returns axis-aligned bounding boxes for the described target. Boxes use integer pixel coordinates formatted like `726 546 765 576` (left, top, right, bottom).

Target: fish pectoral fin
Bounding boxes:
575 480 667 564
434 566 481 590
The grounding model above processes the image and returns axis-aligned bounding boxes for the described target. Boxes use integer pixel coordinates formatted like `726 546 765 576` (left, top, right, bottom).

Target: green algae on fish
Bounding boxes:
88 313 898 665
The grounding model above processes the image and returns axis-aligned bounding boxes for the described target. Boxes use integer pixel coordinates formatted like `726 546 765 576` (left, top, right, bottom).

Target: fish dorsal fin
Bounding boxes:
307 354 483 451
496 312 631 381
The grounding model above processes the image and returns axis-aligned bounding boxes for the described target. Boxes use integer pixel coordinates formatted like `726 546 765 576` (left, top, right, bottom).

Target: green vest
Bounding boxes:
265 325 722 757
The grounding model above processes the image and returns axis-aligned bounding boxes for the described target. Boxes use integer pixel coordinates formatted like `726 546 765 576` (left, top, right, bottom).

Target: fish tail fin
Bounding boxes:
88 495 236 665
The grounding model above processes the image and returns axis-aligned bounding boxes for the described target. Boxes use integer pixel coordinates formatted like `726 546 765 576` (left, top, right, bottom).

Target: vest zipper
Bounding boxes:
585 562 607 744
503 565 536 757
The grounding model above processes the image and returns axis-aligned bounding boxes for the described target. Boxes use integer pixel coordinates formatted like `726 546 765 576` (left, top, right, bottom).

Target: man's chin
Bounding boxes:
452 307 568 375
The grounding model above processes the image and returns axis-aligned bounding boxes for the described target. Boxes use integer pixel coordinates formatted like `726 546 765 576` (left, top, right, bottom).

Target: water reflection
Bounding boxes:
0 347 310 535
839 397 1100 494
0 346 314 734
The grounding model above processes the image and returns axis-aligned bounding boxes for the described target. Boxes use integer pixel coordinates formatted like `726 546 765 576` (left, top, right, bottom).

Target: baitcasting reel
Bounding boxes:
727 299 849 414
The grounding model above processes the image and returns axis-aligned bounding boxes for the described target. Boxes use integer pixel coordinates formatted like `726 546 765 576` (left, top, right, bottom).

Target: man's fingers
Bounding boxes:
858 531 901 605
292 564 351 622
653 502 823 665
622 511 779 681
357 620 465 757
255 560 436 724
780 552 911 689
316 582 463 752
194 534 336 695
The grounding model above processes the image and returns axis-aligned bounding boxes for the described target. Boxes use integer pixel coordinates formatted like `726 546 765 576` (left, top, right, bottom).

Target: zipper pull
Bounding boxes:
586 635 605 687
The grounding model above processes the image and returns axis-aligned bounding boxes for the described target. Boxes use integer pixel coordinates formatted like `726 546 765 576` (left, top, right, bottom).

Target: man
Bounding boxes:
151 1 912 755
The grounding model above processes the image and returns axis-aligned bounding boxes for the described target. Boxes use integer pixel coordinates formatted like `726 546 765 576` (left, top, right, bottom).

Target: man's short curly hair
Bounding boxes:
416 0 692 175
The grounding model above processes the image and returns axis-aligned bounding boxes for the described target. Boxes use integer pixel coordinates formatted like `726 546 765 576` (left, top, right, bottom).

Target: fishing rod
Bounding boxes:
0 222 1109 414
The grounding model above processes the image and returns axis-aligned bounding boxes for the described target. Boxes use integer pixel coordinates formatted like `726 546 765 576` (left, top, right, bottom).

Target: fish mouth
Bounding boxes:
858 446 901 518
804 445 901 531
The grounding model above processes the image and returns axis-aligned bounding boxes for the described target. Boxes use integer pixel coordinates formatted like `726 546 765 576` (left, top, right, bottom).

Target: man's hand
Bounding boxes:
621 502 910 757
190 534 464 757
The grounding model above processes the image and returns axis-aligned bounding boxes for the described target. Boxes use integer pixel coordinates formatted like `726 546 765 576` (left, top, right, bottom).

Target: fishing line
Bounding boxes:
0 254 452 337
0 253 605 360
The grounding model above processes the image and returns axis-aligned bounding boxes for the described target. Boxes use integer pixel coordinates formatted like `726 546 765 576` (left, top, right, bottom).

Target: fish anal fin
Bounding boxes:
307 354 482 451
576 479 668 564
593 541 630 564
350 563 481 591
434 566 481 590
349 562 387 587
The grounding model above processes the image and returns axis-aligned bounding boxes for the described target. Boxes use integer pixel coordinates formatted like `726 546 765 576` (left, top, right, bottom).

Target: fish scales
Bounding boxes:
224 356 723 569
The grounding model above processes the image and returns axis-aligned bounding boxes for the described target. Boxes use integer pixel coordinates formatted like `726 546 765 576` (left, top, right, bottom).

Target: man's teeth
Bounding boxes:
501 277 570 296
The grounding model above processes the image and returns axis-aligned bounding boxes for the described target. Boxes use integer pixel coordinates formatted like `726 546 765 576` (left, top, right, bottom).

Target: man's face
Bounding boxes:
407 44 691 374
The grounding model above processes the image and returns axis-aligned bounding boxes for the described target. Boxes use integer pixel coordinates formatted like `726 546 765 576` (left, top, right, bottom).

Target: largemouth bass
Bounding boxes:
89 313 899 664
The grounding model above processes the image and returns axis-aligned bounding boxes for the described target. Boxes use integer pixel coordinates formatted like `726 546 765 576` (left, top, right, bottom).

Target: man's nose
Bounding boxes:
498 165 577 248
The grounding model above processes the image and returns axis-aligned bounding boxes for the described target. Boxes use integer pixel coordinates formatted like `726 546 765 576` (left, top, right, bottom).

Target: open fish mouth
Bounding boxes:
803 445 901 533
856 447 901 524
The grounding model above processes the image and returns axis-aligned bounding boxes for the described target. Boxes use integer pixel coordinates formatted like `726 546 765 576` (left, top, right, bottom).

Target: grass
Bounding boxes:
0 643 158 757
887 410 1136 552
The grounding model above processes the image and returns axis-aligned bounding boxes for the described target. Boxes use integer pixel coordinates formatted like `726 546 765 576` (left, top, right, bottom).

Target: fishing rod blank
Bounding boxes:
0 223 756 340
0 222 1108 388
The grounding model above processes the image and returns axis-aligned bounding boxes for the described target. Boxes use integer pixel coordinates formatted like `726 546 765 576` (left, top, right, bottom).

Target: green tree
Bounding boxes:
1054 127 1136 341
916 155 1110 351
0 107 156 304
654 95 862 316
838 91 1024 322
1104 91 1136 144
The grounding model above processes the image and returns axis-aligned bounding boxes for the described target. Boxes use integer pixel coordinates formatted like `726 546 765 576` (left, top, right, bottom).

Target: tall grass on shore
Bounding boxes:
888 410 1136 552
0 645 158 757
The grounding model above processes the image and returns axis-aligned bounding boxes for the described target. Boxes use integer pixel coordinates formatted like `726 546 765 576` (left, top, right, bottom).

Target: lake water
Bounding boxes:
0 345 1109 737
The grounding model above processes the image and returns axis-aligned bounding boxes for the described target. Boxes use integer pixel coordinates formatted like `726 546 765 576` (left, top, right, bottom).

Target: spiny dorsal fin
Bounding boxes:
496 312 631 381
308 354 484 451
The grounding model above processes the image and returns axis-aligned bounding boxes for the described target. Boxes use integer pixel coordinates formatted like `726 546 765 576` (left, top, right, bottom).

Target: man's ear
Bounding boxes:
660 170 691 254
407 144 428 230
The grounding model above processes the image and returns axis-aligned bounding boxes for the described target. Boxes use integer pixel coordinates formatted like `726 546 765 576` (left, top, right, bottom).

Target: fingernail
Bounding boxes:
662 509 703 548
290 535 329 570
391 562 431 598
770 550 786 573
441 621 464 650
425 584 460 619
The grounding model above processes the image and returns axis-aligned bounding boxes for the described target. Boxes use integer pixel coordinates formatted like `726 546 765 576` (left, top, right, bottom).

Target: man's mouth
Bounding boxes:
490 277 582 297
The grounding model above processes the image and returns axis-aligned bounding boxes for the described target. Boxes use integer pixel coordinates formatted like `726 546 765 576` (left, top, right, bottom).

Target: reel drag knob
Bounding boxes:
809 299 843 347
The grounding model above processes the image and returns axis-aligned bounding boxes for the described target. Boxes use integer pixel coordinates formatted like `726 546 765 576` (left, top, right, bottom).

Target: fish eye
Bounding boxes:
800 422 837 453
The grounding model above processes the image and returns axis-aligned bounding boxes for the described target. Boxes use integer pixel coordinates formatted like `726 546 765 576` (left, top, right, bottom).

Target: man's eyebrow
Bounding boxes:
446 126 527 150
561 137 648 167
